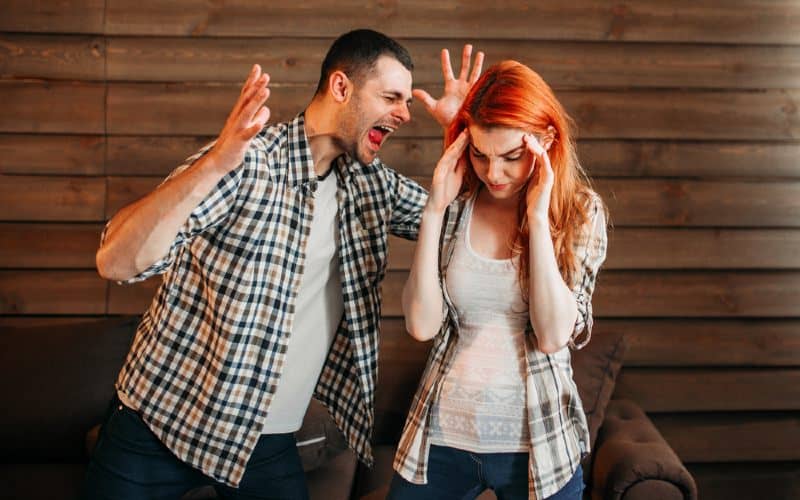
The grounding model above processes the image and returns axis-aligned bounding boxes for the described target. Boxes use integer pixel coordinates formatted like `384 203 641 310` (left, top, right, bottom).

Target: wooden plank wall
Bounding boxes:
1 1 798 497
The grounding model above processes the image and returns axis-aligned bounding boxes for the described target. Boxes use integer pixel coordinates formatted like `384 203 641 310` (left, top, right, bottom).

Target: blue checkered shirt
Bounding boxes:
108 113 427 486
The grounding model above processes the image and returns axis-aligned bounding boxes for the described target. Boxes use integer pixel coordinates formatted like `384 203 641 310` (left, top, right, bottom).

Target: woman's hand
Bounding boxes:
428 130 470 213
523 134 555 222
413 45 484 128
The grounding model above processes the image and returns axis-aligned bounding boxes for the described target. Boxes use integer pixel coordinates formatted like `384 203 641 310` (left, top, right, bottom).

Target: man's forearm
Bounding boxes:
96 153 232 281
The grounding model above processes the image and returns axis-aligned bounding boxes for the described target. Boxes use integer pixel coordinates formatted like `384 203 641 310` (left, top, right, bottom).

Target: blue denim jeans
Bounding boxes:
388 444 584 500
83 395 309 500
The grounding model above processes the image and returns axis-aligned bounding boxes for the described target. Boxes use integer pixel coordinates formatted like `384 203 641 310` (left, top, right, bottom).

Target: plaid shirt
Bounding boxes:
109 114 427 487
393 192 607 499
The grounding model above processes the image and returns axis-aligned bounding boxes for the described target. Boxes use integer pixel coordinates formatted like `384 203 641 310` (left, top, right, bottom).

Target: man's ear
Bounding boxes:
543 125 557 151
329 70 352 104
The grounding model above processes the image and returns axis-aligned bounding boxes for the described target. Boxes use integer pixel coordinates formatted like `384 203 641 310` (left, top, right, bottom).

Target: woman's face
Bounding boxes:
467 125 534 201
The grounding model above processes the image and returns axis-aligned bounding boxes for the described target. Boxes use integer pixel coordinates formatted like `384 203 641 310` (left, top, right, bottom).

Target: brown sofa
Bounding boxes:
0 316 696 500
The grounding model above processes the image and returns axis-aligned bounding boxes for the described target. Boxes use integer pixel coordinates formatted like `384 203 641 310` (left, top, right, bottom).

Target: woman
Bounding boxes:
389 61 608 500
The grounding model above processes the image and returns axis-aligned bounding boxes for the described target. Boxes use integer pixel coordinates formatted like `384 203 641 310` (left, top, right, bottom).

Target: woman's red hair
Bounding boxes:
446 60 602 296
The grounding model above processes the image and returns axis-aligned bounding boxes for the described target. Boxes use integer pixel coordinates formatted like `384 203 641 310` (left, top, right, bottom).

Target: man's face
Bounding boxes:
337 56 413 166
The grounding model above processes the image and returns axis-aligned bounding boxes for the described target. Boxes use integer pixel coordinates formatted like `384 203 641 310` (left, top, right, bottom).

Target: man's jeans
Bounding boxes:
388 444 584 500
83 395 309 500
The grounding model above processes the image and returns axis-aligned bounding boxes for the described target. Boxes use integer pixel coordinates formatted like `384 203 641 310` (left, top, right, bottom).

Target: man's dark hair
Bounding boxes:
315 29 414 95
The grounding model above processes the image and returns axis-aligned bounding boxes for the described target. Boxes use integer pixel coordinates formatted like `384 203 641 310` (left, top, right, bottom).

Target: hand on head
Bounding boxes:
414 45 485 128
522 133 554 219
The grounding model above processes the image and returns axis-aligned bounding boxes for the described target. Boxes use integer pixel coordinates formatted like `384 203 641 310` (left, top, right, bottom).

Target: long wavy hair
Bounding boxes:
446 60 602 297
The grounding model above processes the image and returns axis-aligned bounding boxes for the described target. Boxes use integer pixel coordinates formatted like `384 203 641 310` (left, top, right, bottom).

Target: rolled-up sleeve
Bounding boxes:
569 194 608 349
100 141 245 284
387 168 428 241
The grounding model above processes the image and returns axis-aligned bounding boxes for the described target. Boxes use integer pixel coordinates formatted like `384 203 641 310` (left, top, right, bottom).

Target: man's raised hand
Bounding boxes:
208 64 271 171
413 45 484 129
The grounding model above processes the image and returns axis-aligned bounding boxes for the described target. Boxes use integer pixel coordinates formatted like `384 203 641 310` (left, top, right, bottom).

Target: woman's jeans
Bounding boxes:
82 395 309 500
388 444 584 500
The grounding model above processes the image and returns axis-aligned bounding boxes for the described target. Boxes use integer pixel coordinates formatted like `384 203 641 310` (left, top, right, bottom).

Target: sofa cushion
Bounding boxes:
0 316 139 461
571 330 627 448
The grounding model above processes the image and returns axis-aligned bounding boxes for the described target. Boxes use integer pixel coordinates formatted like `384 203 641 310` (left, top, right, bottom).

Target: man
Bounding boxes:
85 29 483 499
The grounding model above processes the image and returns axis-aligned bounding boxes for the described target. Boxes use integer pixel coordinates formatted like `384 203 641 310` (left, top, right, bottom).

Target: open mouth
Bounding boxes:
367 124 396 150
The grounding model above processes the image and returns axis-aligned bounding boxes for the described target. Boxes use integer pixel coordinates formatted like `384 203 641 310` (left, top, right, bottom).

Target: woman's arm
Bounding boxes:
402 131 470 341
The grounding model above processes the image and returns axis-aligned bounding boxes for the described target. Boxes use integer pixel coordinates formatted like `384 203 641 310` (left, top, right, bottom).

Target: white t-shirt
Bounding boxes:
261 170 343 433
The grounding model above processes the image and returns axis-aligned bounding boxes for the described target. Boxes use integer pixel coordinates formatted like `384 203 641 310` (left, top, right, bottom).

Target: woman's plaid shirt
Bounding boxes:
393 192 608 499
108 114 427 487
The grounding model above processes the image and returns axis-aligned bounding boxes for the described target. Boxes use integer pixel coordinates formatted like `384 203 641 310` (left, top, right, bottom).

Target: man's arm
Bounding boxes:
96 65 271 281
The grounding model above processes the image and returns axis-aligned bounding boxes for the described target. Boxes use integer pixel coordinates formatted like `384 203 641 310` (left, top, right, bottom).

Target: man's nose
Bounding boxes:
394 103 411 124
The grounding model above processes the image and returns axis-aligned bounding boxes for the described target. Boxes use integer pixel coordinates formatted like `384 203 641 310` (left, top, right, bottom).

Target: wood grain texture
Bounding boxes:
0 176 106 222
102 37 800 89
0 0 105 34
595 319 800 367
0 223 102 268
615 368 800 411
653 413 800 462
0 81 105 134
103 0 800 44
0 270 106 314
0 134 105 175
0 34 105 81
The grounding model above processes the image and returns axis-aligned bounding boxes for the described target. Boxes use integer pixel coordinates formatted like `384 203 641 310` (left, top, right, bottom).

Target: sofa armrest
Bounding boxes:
590 399 697 500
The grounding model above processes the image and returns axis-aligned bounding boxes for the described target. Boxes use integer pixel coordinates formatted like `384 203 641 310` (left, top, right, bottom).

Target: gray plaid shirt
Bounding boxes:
393 192 607 499
108 114 427 487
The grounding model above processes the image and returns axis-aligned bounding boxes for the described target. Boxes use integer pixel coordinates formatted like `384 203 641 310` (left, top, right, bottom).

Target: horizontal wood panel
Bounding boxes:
606 228 800 269
614 368 800 411
689 462 800 500
0 0 105 34
390 229 800 271
652 413 800 462
100 136 800 179
0 223 102 268
0 176 106 222
595 319 800 367
381 270 800 318
597 179 800 227
103 176 800 228
0 34 105 80
101 37 800 89
580 140 800 179
103 0 800 45
0 81 105 134
0 270 106 314
0 134 105 176
105 83 800 140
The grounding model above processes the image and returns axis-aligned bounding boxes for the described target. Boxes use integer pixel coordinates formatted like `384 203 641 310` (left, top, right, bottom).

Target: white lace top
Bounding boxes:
429 195 530 453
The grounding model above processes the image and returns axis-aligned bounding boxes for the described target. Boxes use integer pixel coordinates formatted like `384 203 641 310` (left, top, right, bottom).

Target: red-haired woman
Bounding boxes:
389 61 608 500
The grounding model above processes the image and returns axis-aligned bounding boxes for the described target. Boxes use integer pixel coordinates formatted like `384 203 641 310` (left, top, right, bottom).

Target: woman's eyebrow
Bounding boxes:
469 144 525 156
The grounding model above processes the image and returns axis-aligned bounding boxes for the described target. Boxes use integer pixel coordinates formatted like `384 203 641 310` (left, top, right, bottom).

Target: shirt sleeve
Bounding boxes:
100 140 245 284
569 193 608 350
386 170 428 240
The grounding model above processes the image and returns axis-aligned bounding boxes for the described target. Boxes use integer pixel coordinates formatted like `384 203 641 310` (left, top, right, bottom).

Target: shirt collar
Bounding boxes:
287 113 316 188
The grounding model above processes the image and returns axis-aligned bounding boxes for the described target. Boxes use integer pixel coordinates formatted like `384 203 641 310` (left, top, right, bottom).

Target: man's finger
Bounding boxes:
459 45 473 80
468 51 485 84
441 48 455 81
412 88 437 112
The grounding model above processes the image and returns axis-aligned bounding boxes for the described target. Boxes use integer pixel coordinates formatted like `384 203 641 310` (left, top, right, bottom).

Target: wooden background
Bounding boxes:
1 1 798 498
